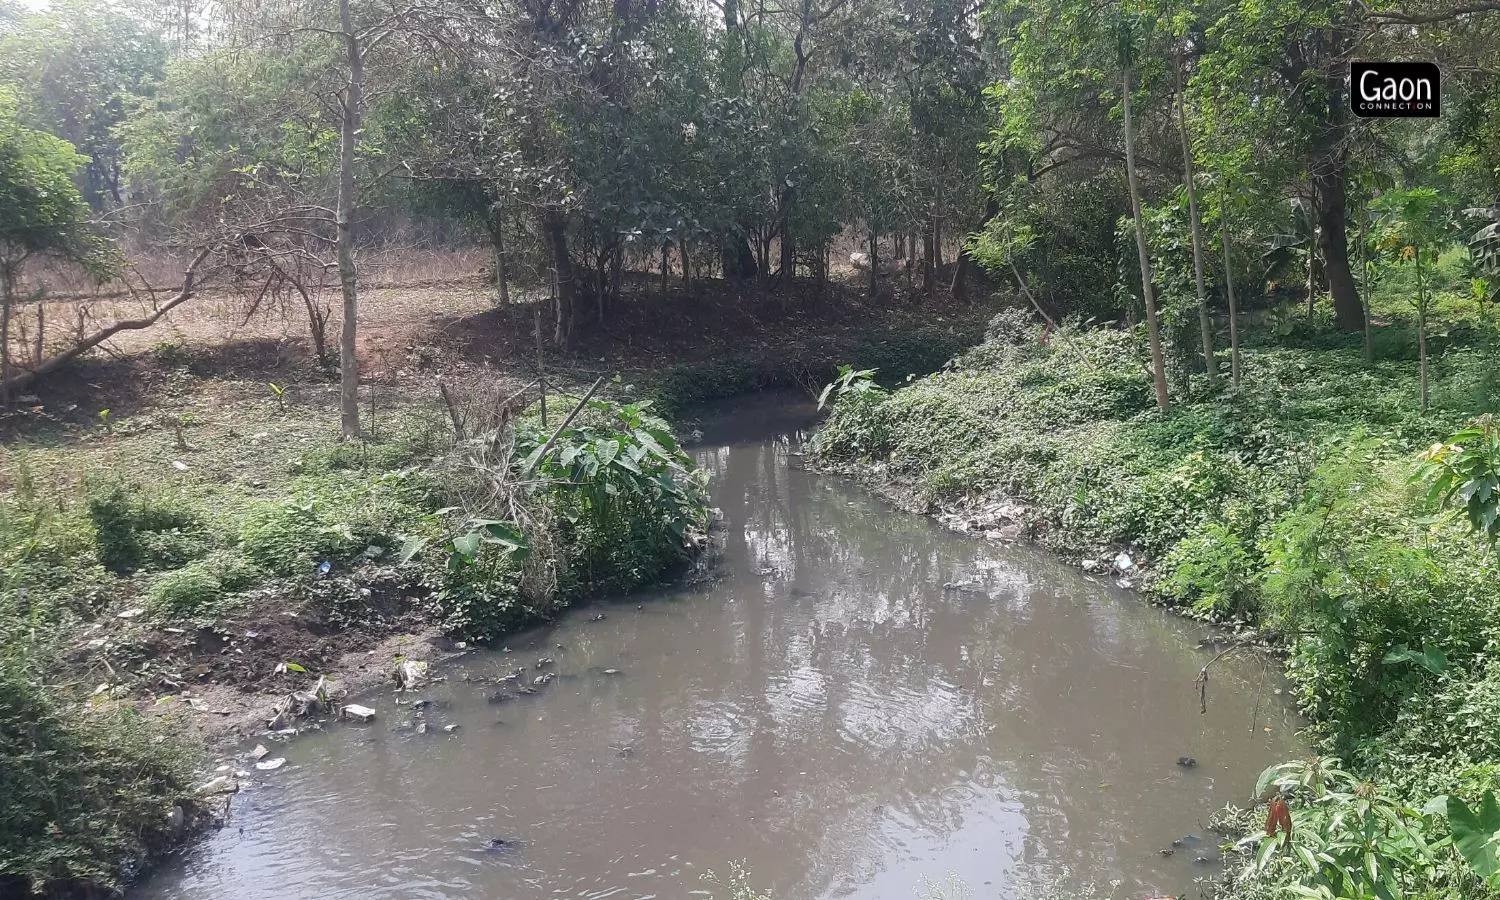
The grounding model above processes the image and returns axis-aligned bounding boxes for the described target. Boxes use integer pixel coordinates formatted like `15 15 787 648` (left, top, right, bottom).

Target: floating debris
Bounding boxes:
342 704 377 723
393 658 428 691
254 757 286 771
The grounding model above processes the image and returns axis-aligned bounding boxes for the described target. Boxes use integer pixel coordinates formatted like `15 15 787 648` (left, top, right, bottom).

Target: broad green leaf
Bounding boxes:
1448 791 1500 885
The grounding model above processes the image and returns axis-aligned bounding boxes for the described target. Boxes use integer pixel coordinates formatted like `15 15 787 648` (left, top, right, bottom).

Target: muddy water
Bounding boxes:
135 394 1301 900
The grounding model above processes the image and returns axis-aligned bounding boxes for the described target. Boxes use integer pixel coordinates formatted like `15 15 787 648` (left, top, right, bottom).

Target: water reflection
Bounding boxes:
133 393 1299 900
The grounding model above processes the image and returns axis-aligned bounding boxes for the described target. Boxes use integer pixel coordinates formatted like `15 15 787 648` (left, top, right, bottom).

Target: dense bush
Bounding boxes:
0 630 196 896
86 482 210 574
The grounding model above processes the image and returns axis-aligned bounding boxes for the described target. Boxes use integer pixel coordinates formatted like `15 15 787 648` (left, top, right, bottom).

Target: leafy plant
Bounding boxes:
817 365 882 411
1240 757 1444 900
1447 791 1500 888
1415 416 1500 543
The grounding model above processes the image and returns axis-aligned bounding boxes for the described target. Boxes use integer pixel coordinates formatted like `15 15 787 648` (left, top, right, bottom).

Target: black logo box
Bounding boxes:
1350 62 1441 118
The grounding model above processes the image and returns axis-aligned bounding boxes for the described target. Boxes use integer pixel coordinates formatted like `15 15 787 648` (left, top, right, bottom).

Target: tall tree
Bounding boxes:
0 0 166 212
1117 16 1170 411
0 88 106 401
1174 45 1216 387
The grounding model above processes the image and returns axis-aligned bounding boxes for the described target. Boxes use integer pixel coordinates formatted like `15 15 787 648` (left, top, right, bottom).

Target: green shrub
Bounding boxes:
240 470 433 576
1159 520 1259 619
85 482 209 574
146 551 257 620
0 478 114 622
0 634 196 895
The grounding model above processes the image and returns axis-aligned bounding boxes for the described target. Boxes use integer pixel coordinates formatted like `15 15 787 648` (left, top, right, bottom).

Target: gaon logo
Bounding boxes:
1350 62 1441 118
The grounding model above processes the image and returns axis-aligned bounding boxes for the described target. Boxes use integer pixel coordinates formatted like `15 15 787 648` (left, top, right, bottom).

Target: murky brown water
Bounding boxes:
134 394 1301 900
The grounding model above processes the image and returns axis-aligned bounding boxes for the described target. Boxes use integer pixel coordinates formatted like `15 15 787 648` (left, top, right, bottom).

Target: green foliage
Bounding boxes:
1448 791 1500 888
519 399 710 598
239 469 433 577
0 631 196 895
145 551 257 620
85 482 209 574
817 364 881 410
1239 757 1451 900
0 85 107 280
1415 417 1500 543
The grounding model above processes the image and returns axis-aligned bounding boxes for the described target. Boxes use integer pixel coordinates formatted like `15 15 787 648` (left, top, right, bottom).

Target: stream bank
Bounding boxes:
128 393 1302 900
809 312 1500 898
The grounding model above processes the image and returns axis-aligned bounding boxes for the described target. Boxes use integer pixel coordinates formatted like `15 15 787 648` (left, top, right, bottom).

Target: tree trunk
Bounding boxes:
1122 64 1170 411
1313 57 1364 331
933 200 943 269
779 209 794 287
951 251 970 301
1 248 210 397
1219 204 1241 390
922 215 936 295
1306 245 1317 323
544 214 574 348
1417 254 1428 411
336 0 363 441
1176 55 1216 387
0 268 12 405
679 239 690 290
294 279 329 367
867 232 878 301
609 243 622 314
1360 214 1373 365
487 201 510 306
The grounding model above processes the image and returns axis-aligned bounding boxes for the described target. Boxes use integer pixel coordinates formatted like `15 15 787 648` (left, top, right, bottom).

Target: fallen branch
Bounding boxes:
1 247 212 396
524 376 604 474
1196 642 1252 714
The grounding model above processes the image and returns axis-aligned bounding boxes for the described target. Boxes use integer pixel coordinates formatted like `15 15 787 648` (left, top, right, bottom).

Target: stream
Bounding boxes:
134 393 1302 900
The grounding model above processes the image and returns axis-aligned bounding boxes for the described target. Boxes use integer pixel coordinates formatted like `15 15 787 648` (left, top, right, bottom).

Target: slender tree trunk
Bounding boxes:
1219 203 1241 390
922 216 936 295
1417 254 1428 411
679 238 690 290
951 251 970 301
0 269 12 405
867 232 878 301
609 243 622 312
336 0 363 441
488 201 510 306
779 213 794 287
661 244 669 294
1306 246 1317 323
1176 55 1216 387
1360 213 1373 365
1313 53 1365 332
1122 64 1170 411
33 301 43 366
544 214 574 348
933 199 943 269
